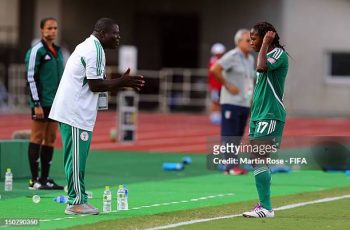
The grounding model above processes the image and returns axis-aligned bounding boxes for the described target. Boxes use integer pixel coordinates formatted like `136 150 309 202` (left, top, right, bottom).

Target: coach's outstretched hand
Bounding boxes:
120 68 145 91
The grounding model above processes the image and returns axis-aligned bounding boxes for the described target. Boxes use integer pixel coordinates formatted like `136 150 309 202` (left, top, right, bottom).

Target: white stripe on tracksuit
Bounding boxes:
27 42 43 102
254 168 268 176
267 77 285 110
268 120 276 134
272 48 283 59
72 127 82 204
268 121 272 134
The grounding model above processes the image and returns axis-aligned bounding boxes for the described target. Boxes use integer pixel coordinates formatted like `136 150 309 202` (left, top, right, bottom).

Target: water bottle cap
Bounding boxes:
118 184 123 189
105 186 110 190
123 184 127 188
6 168 11 172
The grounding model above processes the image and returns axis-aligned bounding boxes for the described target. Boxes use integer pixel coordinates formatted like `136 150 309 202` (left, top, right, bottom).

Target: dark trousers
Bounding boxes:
221 104 250 170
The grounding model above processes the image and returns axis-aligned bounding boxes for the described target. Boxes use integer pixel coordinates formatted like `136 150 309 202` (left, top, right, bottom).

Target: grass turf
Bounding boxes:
0 150 349 229
68 187 350 230
172 192 350 230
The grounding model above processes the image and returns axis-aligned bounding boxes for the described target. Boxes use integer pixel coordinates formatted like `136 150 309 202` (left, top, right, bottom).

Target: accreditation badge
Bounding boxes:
97 92 108 110
244 79 254 101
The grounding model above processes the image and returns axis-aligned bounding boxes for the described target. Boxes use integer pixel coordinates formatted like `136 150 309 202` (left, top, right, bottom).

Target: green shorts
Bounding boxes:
249 119 285 148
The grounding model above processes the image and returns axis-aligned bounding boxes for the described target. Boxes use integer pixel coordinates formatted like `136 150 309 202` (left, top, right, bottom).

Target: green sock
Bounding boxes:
254 166 272 210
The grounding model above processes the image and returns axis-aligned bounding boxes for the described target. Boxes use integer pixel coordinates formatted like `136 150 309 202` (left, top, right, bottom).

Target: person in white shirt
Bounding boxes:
49 18 145 215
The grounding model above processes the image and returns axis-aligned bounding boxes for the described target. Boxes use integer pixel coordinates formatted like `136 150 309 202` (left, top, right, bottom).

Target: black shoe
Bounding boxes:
28 179 42 190
40 178 64 190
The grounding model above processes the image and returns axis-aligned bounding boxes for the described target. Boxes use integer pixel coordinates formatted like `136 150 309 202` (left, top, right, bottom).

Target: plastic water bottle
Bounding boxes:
123 184 129 210
103 186 112 213
4 168 13 191
117 184 128 210
162 163 184 171
53 195 68 203
86 191 93 199
182 156 192 165
346 170 350 176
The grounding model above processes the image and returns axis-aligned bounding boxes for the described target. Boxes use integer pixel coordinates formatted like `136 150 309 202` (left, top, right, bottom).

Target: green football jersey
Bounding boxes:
250 47 289 122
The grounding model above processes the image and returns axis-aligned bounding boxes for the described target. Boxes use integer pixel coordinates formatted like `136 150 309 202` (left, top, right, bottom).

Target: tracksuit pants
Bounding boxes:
59 123 92 205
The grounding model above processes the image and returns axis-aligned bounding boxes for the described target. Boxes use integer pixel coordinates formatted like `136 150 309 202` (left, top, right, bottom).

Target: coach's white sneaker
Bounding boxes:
242 204 274 218
65 203 99 215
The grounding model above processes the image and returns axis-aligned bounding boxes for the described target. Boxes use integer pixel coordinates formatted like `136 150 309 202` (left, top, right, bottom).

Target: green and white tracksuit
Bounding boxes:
49 35 105 205
60 123 92 204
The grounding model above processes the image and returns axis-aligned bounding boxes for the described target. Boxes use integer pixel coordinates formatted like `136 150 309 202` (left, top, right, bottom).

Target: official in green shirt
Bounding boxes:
24 17 64 190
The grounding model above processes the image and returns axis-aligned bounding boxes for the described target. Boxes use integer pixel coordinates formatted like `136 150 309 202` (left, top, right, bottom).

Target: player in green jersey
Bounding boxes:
243 22 289 218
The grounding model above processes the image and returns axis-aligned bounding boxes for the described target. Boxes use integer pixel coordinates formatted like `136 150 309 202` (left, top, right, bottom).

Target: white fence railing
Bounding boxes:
3 64 210 113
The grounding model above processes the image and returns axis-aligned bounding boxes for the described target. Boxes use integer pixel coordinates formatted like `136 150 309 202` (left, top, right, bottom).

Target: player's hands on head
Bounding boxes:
120 68 145 91
262 31 276 46
34 106 44 120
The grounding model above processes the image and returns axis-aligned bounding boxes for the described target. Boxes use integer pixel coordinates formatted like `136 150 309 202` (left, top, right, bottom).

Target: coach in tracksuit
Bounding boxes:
25 17 64 190
210 29 255 175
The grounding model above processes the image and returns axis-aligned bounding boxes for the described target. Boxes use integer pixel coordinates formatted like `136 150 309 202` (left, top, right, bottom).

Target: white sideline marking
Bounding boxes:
38 193 235 223
275 195 350 211
145 194 350 230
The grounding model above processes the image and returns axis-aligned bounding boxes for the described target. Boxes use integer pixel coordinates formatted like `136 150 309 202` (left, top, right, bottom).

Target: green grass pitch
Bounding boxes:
0 150 349 229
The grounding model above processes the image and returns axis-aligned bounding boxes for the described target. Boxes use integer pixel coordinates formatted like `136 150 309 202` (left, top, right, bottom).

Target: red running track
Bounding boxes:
0 111 350 154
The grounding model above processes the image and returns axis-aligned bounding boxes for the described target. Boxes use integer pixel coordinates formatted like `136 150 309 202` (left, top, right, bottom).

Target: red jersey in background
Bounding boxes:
208 55 222 90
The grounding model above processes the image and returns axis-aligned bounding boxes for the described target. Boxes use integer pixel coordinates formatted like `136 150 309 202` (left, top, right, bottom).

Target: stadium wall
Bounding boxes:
283 0 350 116
21 0 350 116
58 0 282 68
